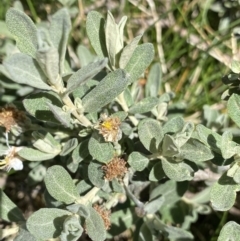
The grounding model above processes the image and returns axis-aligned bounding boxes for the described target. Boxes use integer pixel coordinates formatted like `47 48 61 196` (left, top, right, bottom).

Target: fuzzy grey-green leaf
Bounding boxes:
161 158 194 181
88 162 105 188
49 8 71 74
138 118 163 153
44 165 79 204
86 11 107 58
60 138 78 156
66 58 108 95
85 206 106 241
6 8 38 58
228 94 240 128
119 34 142 69
128 152 149 171
124 43 154 84
218 221 240 241
26 208 71 240
18 147 58 161
82 69 128 113
129 97 159 114
4 53 51 90
0 190 25 222
23 91 63 123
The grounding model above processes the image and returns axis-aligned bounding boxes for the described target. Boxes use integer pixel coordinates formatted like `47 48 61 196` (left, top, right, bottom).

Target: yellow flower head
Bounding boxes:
96 113 122 142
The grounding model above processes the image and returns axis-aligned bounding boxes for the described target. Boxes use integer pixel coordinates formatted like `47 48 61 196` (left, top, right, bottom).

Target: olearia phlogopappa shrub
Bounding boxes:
1 5 240 241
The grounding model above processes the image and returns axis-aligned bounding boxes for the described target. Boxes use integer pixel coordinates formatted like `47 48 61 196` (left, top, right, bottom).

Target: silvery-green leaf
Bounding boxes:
116 15 127 53
23 91 63 124
88 133 114 163
36 47 60 86
138 118 163 153
196 124 222 154
66 58 107 95
26 208 71 240
161 158 194 181
18 147 57 161
163 116 185 134
57 0 76 6
111 111 128 121
60 215 83 241
210 172 240 211
111 178 124 193
47 102 72 128
174 122 194 148
44 165 79 204
76 180 92 195
60 138 78 156
67 140 89 173
145 63 161 97
105 11 118 67
85 205 106 241
44 189 64 208
33 137 61 154
231 60 240 73
128 97 159 114
149 161 165 181
162 134 179 157
123 88 134 107
227 161 240 183
32 130 61 153
144 196 165 214
14 226 37 241
82 69 128 113
88 161 105 188
119 34 142 69
128 152 149 171
0 190 25 222
218 221 240 241
66 203 89 218
6 8 38 58
228 94 240 128
124 43 154 84
3 53 51 90
49 8 71 74
77 44 95 67
178 138 214 162
221 130 239 159
86 11 107 57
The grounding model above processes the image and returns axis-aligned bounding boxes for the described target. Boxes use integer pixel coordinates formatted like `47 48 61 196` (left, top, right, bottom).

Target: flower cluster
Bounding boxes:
93 205 111 230
95 113 122 142
0 104 27 133
102 157 128 181
0 146 23 172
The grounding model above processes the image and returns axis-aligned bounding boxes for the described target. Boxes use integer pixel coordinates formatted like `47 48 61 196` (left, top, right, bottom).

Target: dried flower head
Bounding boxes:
102 157 128 181
93 205 111 230
95 113 122 142
0 146 23 172
0 104 27 133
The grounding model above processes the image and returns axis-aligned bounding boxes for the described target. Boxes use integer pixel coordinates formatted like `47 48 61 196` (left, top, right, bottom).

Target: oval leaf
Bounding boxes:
44 165 79 204
27 208 71 240
6 8 38 58
82 69 128 113
128 152 149 171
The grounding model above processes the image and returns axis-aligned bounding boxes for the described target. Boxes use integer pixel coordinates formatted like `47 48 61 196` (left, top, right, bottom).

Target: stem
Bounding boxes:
26 0 39 23
117 92 139 126
62 95 92 127
76 186 100 205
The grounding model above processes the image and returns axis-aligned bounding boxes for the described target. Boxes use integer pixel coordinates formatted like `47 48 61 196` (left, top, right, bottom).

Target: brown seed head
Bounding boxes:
102 157 128 181
0 105 27 132
94 205 111 230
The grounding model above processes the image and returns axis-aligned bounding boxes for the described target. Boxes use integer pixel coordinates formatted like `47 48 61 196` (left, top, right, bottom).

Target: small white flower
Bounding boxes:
0 146 23 172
